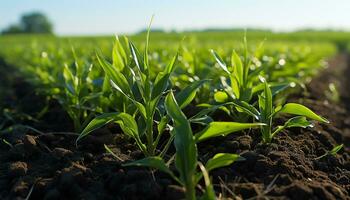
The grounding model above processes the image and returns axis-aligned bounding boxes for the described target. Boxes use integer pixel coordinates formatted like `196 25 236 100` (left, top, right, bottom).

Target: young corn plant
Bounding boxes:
315 144 344 160
248 79 329 143
76 27 210 156
60 49 103 132
123 92 255 200
210 38 256 103
210 40 291 122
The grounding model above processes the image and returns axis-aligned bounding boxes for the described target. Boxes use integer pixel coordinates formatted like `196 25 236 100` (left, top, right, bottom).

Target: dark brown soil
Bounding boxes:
0 54 349 200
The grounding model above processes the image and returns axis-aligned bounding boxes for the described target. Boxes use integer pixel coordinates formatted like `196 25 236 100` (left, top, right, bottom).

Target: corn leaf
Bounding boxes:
195 121 264 142
264 81 273 118
77 112 139 143
165 91 197 185
205 153 241 172
231 50 243 85
198 163 216 200
129 42 146 74
97 51 131 96
279 103 329 123
175 79 209 109
330 144 343 155
151 53 177 99
210 49 230 74
283 116 313 128
112 36 127 70
231 99 260 120
272 116 313 137
143 16 154 74
252 82 290 96
123 156 176 179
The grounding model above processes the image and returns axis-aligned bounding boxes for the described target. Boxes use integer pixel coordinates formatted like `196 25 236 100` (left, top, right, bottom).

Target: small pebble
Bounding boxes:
237 135 253 149
8 161 28 177
23 135 38 154
53 147 73 158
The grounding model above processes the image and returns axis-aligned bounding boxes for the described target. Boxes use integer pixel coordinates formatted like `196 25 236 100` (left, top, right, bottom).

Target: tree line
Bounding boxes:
2 12 53 35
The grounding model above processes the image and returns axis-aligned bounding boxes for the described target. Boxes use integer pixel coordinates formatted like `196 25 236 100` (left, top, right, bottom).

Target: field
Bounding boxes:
0 30 350 199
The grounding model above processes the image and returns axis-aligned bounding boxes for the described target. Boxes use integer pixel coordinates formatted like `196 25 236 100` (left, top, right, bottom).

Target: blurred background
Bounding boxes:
1 0 349 35
0 0 349 106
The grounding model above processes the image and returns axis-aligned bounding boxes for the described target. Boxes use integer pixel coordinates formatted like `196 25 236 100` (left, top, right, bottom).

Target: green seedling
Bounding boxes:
210 38 256 103
315 144 344 160
123 92 247 200
210 40 291 122
60 49 101 132
251 79 328 143
76 23 209 156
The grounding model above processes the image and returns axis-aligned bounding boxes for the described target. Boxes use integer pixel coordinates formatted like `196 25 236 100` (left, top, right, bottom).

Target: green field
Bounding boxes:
0 30 350 199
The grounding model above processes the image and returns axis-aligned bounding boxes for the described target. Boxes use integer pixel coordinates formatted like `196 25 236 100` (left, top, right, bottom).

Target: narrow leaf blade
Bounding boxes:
279 103 329 123
195 122 264 142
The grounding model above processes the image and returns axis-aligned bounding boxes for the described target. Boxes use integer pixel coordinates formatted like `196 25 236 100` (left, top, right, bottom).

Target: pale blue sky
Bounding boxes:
1 0 349 35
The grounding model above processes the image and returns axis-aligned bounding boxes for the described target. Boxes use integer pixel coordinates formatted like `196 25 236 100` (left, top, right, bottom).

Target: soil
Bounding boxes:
0 53 349 200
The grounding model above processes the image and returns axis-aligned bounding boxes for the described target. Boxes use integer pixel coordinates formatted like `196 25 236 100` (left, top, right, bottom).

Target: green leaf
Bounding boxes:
191 103 229 120
258 80 273 142
198 163 216 200
77 112 139 143
210 49 230 74
115 113 140 138
77 112 119 143
157 115 169 135
229 74 240 99
165 91 197 186
240 88 252 102
315 144 344 160
63 64 76 94
129 41 145 73
231 50 243 85
97 51 131 96
175 79 209 109
252 82 290 96
151 54 177 99
270 83 291 96
205 153 241 172
143 15 154 74
263 80 273 118
272 116 313 137
284 116 313 128
112 36 128 70
330 144 343 156
195 121 264 142
123 156 175 177
134 101 147 119
279 103 329 123
230 99 260 120
243 34 250 83
109 80 147 119
189 115 213 126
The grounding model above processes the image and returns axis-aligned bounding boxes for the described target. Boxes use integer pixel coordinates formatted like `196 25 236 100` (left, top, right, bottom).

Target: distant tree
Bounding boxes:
20 12 53 33
1 24 22 34
2 12 53 35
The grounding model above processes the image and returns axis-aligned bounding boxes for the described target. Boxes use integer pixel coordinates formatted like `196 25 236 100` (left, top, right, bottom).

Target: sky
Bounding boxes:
0 0 349 36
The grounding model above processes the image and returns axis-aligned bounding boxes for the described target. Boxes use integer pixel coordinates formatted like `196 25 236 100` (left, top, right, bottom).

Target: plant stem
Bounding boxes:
185 180 196 200
146 104 154 155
